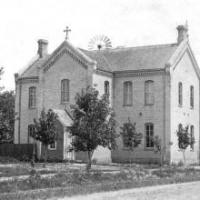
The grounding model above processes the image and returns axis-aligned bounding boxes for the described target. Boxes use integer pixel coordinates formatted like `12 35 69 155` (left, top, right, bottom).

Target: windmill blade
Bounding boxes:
88 35 112 50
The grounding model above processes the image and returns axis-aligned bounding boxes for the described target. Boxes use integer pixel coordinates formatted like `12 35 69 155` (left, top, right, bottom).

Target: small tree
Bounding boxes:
0 91 15 144
0 67 4 92
69 87 118 171
120 118 142 166
32 109 58 166
176 124 195 165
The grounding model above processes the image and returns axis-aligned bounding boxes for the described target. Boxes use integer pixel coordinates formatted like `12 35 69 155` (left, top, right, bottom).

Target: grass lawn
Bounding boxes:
0 165 57 178
0 164 200 200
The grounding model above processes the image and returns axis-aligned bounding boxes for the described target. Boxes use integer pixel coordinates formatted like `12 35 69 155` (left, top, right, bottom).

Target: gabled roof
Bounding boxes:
80 49 112 72
19 55 50 78
82 43 178 72
42 40 96 72
18 40 96 78
19 39 198 78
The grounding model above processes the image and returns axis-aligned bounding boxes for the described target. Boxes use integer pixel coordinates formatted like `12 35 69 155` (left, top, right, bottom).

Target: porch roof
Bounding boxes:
53 109 73 127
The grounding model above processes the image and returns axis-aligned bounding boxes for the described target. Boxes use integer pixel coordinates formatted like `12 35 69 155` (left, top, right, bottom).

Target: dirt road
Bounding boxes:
62 181 200 200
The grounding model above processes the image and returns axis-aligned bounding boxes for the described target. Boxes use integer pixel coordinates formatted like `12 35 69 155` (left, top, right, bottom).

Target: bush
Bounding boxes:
92 158 97 165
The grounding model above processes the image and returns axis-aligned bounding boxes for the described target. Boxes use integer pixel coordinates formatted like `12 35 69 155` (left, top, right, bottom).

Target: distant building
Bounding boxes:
14 24 200 164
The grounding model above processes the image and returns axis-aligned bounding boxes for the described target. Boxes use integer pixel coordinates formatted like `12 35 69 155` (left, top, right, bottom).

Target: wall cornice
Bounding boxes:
113 68 165 78
16 76 39 84
95 69 113 77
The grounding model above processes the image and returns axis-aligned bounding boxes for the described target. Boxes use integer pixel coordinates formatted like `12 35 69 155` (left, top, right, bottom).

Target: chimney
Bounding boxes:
37 39 48 58
176 23 188 44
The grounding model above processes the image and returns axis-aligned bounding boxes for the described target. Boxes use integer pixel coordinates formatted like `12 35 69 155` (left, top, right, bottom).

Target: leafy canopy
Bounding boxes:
32 109 58 146
69 87 118 153
120 118 142 150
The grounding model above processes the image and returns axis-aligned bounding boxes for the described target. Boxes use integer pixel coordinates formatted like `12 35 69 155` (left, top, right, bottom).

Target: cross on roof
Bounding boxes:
63 26 71 40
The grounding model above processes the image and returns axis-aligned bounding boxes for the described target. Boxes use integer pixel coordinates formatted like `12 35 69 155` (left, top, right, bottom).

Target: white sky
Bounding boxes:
1 0 200 90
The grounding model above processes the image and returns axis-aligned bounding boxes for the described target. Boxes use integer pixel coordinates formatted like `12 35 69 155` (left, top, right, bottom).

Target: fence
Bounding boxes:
0 144 36 161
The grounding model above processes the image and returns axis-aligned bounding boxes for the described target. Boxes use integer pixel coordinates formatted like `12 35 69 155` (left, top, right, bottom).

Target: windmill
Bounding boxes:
88 35 112 50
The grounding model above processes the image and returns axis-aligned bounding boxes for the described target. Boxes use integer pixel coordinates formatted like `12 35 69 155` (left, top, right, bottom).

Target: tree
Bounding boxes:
176 124 195 165
120 118 142 165
32 109 58 166
69 87 118 171
0 91 15 144
0 67 4 92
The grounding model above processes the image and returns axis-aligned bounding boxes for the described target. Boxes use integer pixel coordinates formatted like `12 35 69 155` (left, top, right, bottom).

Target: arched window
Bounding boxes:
178 82 183 106
29 87 36 108
123 81 132 106
145 123 154 148
104 81 110 96
145 80 154 105
190 85 194 108
61 79 70 103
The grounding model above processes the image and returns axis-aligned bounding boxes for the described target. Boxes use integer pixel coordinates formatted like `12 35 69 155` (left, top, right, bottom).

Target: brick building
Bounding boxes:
14 24 200 164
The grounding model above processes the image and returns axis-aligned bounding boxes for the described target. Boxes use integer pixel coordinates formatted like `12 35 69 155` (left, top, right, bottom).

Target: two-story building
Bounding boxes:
14 24 200 164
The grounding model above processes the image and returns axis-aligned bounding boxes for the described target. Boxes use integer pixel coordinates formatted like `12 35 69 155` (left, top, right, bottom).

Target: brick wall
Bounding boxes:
112 73 165 163
170 51 200 164
14 81 38 144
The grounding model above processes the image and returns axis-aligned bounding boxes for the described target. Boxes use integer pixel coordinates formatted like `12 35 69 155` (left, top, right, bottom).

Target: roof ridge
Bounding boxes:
83 43 177 53
112 43 177 51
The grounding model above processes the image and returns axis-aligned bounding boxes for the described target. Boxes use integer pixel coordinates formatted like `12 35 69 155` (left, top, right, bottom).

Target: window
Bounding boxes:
29 87 36 108
28 124 35 144
178 82 183 106
104 81 110 96
145 123 154 148
48 141 57 150
190 125 194 138
61 79 70 103
145 80 154 105
123 81 132 106
190 85 194 108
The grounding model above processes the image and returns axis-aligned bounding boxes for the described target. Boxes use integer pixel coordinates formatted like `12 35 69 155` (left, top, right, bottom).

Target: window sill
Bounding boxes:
144 147 154 151
123 104 133 107
48 148 57 151
60 101 70 105
145 103 154 106
28 107 36 110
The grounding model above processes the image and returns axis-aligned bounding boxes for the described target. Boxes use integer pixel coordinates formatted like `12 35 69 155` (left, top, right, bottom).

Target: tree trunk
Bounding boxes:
159 151 163 176
129 150 132 168
182 150 186 166
86 151 93 172
31 142 36 168
43 144 48 168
